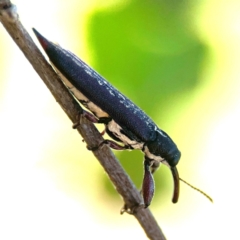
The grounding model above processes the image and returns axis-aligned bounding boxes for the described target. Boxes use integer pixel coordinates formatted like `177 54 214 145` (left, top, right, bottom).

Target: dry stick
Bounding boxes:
0 1 166 240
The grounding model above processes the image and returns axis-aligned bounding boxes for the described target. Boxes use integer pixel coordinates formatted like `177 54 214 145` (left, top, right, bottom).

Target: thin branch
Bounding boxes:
0 1 166 239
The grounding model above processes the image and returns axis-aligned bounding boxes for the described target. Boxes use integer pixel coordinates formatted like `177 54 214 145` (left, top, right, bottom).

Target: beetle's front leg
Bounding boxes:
72 110 99 129
73 110 108 137
142 157 155 208
87 139 131 151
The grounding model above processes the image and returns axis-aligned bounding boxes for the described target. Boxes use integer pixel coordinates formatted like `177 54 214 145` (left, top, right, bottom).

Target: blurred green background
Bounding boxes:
1 0 240 239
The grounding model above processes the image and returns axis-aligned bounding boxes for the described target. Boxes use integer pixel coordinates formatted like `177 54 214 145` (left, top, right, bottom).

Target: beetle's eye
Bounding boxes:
168 151 181 167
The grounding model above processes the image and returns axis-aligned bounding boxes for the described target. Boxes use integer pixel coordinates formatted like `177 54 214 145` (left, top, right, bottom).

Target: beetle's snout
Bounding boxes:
171 166 180 203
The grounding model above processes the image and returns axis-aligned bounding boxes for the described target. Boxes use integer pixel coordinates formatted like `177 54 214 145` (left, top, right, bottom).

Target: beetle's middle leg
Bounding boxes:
73 110 130 151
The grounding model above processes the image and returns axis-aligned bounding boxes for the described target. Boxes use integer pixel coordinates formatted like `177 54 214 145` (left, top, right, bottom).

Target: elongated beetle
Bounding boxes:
33 28 211 208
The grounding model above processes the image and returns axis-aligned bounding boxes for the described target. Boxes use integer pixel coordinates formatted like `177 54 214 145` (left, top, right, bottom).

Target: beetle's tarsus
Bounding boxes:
120 203 145 215
72 121 80 129
87 140 108 151
72 112 82 129
87 144 101 151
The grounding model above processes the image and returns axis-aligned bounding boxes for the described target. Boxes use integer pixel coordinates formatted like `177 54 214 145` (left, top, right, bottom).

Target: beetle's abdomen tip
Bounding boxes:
32 28 49 50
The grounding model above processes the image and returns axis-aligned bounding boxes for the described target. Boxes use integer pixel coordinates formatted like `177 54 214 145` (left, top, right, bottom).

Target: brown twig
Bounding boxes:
0 1 166 239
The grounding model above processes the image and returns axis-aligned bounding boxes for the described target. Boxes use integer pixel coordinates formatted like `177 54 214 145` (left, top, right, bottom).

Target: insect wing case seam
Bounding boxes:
33 28 181 206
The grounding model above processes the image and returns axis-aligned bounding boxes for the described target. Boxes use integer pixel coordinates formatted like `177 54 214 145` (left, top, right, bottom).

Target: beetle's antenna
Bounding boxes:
179 178 213 202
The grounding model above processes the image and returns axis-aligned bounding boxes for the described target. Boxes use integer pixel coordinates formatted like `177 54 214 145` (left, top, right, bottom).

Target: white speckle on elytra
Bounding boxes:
155 126 167 137
109 89 115 96
118 93 125 101
85 69 94 77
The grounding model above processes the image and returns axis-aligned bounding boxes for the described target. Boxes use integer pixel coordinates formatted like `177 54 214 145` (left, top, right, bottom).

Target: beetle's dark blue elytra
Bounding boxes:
33 28 181 207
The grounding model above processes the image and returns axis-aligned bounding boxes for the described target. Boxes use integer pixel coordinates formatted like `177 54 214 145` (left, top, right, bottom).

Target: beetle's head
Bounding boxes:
146 130 181 203
164 147 181 167
149 130 181 167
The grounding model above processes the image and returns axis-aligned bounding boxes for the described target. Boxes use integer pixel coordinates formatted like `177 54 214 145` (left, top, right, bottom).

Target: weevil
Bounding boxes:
32 28 187 208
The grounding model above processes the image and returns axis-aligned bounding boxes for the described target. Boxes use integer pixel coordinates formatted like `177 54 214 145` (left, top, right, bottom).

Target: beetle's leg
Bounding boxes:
104 140 131 150
88 139 131 151
150 161 160 174
100 127 106 136
120 203 145 215
73 110 99 129
142 157 155 208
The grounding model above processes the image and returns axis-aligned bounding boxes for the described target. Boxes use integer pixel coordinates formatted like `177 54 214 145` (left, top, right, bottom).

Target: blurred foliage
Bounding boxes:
75 0 208 204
